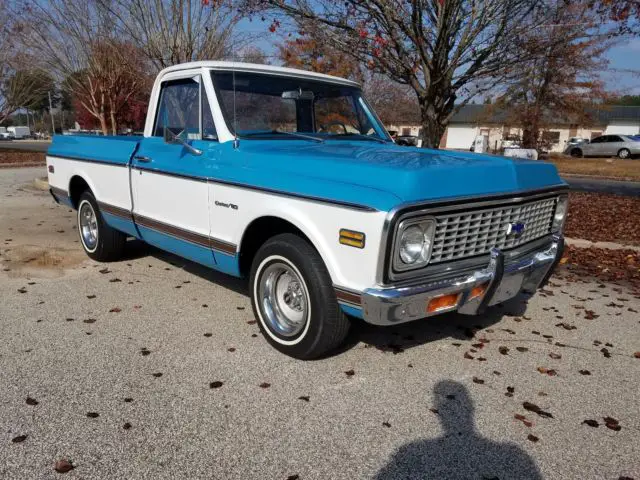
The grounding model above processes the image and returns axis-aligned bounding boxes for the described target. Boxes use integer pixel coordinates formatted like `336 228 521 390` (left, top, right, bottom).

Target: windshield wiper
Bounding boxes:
243 130 324 143
329 133 388 144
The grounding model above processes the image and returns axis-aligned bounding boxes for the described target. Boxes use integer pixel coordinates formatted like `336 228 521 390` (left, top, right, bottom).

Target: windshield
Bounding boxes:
211 71 390 142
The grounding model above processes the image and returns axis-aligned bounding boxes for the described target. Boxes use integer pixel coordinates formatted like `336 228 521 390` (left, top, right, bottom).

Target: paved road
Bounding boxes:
0 140 51 152
1 167 639 479
564 175 640 197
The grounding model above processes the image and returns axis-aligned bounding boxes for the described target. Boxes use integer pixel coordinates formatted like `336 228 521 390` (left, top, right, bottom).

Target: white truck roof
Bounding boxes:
157 61 361 88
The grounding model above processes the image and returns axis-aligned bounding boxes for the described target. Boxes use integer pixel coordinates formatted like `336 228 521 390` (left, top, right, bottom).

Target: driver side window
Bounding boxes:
153 77 217 141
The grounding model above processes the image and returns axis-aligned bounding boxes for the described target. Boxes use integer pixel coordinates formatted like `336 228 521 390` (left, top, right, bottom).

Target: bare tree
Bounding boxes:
495 1 611 149
101 0 244 71
247 0 573 148
0 5 50 124
10 1 149 134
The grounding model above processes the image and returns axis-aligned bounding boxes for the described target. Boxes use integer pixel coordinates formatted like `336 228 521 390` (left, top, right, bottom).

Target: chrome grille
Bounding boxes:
429 197 557 264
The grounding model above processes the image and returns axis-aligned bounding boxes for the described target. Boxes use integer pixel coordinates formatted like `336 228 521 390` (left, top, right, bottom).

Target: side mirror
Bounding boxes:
163 127 202 156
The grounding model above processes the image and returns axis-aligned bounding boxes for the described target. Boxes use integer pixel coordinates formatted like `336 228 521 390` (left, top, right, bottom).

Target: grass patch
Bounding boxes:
547 154 640 181
0 149 46 166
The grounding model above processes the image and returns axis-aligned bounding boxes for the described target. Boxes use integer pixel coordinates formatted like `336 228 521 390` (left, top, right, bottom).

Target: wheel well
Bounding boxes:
68 176 90 209
618 148 630 154
238 216 313 277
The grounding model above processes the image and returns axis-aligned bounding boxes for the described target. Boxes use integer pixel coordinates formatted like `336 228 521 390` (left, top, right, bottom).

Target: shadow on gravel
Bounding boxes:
340 296 529 355
119 238 530 355
121 238 248 296
375 380 542 480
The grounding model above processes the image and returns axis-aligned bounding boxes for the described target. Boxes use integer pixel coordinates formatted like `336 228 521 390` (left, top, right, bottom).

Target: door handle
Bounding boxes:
134 155 152 163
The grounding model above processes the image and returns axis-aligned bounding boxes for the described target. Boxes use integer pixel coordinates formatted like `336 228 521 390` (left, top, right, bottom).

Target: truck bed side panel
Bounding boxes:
46 135 141 236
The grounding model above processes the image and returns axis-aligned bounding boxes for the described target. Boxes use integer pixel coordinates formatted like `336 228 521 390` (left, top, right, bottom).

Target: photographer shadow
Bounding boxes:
375 380 542 480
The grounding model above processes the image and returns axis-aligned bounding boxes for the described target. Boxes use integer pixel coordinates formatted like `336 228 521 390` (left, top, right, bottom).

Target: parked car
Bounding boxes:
396 135 419 146
568 134 640 159
0 132 12 141
46 61 568 359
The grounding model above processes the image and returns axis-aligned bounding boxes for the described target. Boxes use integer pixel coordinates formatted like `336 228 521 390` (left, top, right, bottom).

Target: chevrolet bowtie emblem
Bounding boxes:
506 222 526 238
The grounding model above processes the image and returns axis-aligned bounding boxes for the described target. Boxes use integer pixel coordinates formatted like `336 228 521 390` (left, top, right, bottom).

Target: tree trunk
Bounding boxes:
417 95 449 150
98 113 108 136
110 107 118 136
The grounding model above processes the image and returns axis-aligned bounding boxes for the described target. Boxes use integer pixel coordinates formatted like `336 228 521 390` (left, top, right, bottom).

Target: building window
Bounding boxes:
402 127 411 136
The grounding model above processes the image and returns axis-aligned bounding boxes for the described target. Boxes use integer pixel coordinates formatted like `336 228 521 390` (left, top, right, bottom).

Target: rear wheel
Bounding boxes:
618 148 630 159
77 190 125 261
249 233 350 359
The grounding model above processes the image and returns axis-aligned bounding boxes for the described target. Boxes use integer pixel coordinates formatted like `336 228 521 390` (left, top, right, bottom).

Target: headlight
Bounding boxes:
395 219 436 271
552 196 568 231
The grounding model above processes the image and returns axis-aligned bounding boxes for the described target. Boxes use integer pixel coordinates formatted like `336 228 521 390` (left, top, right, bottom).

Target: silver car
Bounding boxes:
568 134 640 159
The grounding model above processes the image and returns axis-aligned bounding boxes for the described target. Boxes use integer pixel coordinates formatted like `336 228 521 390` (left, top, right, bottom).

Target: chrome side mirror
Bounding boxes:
163 127 202 156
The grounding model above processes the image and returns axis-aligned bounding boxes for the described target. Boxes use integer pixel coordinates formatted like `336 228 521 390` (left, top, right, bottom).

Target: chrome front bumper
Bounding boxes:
362 235 563 326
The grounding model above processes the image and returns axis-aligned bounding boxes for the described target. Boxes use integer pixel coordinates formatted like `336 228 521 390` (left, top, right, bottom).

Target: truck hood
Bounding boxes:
235 141 566 211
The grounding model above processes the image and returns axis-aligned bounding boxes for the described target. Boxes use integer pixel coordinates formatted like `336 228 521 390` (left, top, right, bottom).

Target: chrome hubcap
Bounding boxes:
259 262 308 337
620 150 629 158
79 202 98 249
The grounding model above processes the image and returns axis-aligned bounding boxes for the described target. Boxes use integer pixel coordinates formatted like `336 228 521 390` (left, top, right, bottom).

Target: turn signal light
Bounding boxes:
427 293 460 313
339 229 365 248
469 283 489 300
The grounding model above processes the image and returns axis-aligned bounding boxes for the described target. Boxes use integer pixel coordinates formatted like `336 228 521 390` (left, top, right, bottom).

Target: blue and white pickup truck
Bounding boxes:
47 62 568 359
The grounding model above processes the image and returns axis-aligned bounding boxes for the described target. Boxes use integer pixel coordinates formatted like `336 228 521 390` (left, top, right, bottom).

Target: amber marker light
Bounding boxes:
469 283 489 301
427 293 461 313
339 229 365 248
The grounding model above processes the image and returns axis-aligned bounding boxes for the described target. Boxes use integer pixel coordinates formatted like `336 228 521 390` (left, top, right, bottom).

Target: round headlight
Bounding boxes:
553 197 568 231
399 225 427 264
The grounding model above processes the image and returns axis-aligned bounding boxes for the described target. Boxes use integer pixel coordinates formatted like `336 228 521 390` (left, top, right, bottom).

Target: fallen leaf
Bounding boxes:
26 397 38 406
86 412 99 418
579 370 591 375
210 381 223 389
259 382 271 389
499 346 509 355
86 295 96 299
54 459 74 473
382 421 391 428
516 347 529 352
583 419 599 427
527 434 539 443
549 352 562 360
12 435 27 443
83 318 96 324
109 307 121 313
298 396 310 402
152 372 163 378
472 377 484 384
345 369 355 377
123 422 132 430
99 268 111 274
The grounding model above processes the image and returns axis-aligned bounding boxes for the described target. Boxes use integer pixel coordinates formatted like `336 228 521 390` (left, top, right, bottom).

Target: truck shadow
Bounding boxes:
121 240 249 296
374 380 542 479
121 240 530 355
341 297 529 355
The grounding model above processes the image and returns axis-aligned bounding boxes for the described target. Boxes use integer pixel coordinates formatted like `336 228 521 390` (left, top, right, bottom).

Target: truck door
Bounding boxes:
131 74 219 268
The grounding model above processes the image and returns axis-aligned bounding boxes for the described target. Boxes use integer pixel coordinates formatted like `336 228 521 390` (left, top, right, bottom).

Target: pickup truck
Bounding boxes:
47 61 568 359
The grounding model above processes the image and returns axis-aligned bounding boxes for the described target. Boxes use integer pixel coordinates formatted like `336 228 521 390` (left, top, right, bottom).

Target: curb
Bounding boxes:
565 237 640 252
33 176 49 191
561 173 640 183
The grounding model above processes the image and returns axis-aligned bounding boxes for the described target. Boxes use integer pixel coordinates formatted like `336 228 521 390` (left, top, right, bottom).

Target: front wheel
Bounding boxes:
77 190 126 262
249 233 350 359
618 148 631 159
570 148 582 158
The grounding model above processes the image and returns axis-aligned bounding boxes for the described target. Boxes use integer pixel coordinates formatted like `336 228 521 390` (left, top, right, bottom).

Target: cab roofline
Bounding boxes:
157 61 361 88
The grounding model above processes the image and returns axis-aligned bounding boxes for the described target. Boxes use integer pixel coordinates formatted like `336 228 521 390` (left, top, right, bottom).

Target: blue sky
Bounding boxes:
605 38 640 95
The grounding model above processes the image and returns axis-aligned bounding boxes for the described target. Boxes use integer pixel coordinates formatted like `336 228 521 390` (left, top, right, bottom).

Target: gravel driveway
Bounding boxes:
1 168 639 480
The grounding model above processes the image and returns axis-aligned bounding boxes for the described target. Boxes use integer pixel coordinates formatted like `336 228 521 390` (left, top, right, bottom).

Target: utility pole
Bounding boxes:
48 91 56 135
